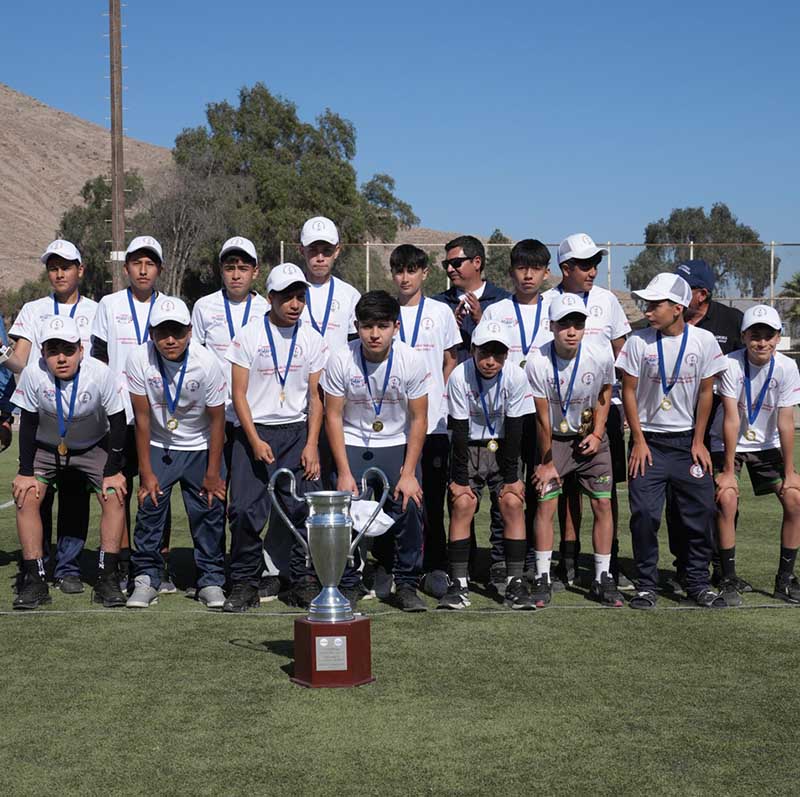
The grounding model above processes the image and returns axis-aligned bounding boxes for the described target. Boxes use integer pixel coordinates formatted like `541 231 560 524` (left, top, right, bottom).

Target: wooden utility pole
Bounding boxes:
109 0 125 290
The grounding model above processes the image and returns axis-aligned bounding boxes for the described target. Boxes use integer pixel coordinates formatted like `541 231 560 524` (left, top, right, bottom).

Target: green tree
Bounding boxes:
625 203 775 297
779 273 800 327
485 228 513 291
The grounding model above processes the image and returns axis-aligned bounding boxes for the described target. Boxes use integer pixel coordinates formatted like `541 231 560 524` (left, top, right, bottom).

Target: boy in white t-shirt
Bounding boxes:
526 294 622 608
322 290 429 612
225 263 328 612
617 273 727 609
439 319 535 610
11 317 128 610
125 297 228 609
390 244 461 598
712 305 800 605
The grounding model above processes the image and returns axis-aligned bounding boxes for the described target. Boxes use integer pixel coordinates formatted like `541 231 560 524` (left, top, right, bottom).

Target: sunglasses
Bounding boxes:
441 256 474 270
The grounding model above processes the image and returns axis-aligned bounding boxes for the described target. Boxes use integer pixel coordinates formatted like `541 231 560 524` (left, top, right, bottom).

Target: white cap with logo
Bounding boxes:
742 304 782 332
219 236 258 264
126 236 163 264
549 292 590 322
149 296 191 328
40 239 82 265
631 273 693 308
267 263 311 294
557 233 608 265
40 316 81 344
472 319 511 349
300 216 339 247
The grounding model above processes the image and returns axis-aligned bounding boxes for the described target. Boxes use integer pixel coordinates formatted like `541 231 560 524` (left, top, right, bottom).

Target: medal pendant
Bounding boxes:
279 390 286 404
487 439 499 453
519 359 526 369
57 441 68 456
745 428 757 442
372 419 384 433
559 419 570 434
660 397 672 411
166 417 179 431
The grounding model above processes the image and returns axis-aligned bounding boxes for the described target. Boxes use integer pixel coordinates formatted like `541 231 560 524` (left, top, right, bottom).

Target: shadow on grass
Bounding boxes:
228 638 295 677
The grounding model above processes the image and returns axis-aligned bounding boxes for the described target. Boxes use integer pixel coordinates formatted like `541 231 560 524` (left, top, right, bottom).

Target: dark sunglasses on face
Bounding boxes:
441 256 475 270
391 264 425 275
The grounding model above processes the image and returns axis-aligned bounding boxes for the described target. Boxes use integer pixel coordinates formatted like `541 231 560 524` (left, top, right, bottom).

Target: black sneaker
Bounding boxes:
54 575 84 594
629 590 658 610
287 576 321 609
489 561 507 595
437 582 470 610
718 577 743 607
556 557 576 587
504 576 536 610
118 559 130 593
774 573 800 604
394 584 427 612
92 574 127 608
590 572 624 607
373 565 394 599
258 575 282 603
691 588 726 608
531 573 552 608
222 582 260 613
13 576 51 610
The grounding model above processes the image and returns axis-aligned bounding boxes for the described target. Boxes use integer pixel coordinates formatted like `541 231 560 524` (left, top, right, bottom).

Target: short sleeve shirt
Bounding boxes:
396 297 462 435
300 277 360 352
447 358 531 442
127 340 227 451
615 325 725 433
12 356 125 449
225 315 328 426
482 295 554 366
711 350 800 452
526 340 615 434
321 340 429 448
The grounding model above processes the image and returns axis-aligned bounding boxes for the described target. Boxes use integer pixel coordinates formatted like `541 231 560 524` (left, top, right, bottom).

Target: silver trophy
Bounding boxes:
268 468 390 623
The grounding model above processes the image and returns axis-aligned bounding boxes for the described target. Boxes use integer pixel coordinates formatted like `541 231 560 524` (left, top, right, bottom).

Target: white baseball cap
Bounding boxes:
742 304 782 332
40 239 81 265
557 233 608 265
549 292 590 322
300 216 339 247
472 319 511 348
632 273 693 308
126 235 163 264
149 296 191 328
267 262 311 294
40 316 81 344
219 236 258 264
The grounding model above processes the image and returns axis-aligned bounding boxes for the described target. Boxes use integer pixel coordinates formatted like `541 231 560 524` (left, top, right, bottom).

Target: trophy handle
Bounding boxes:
348 467 391 561
267 468 310 556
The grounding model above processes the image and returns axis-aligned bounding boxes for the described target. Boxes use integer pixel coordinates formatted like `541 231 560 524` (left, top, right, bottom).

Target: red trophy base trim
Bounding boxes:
291 616 375 688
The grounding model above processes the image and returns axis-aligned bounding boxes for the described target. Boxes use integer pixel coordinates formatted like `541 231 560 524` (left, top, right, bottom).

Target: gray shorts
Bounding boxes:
33 444 107 491
540 435 613 501
711 448 784 496
455 445 522 511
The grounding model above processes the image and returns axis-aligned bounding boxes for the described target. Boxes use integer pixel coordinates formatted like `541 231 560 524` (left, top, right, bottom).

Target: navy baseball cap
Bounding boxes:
676 259 715 292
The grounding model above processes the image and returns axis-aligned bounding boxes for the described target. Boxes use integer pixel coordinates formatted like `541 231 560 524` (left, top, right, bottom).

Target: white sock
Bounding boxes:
457 576 468 589
535 550 552 578
594 553 612 582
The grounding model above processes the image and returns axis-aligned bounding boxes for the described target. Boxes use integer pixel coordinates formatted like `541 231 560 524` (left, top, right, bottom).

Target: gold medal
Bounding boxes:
559 419 570 434
519 359 526 369
279 390 286 404
57 440 68 456
487 438 499 453
166 417 179 431
372 419 384 432
660 397 672 411
744 428 757 442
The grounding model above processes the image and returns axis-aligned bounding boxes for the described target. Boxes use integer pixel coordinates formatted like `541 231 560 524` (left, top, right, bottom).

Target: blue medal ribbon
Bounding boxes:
399 297 425 348
54 367 81 443
127 288 157 345
155 350 189 419
53 293 79 319
550 343 582 424
475 365 503 439
557 284 589 306
305 278 335 336
359 344 394 421
222 290 252 340
513 296 542 357
263 314 299 398
656 326 689 400
744 355 775 426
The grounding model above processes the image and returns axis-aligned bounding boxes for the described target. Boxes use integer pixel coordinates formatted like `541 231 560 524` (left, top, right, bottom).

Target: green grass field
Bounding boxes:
2 439 799 796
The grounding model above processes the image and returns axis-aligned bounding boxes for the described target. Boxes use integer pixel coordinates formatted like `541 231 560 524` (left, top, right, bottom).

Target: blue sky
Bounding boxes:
1 0 798 288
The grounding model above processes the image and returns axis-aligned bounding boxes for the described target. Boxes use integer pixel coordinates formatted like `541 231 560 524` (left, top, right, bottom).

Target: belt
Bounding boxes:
643 430 694 440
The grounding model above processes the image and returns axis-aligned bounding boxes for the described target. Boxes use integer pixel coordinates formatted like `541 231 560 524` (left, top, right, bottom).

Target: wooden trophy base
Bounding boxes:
291 616 375 688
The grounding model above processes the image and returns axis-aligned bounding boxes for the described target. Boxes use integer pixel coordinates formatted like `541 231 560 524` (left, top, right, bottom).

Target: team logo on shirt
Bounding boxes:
330 299 341 312
79 392 92 403
116 313 133 324
422 317 435 330
186 380 200 392
589 306 603 317
350 375 365 388
581 373 595 385
389 376 401 390
294 345 304 359
76 315 89 327
43 388 56 400
689 464 705 479
147 375 162 389
686 353 698 366
770 378 778 389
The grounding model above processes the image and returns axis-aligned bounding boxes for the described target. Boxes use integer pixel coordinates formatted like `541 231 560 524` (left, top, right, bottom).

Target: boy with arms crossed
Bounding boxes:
439 319 535 610
526 294 621 607
617 273 726 609
11 317 127 609
125 298 228 609
713 305 800 605
322 290 429 612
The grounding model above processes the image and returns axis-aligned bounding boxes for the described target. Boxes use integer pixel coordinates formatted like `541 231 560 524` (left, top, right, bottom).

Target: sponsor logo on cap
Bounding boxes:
50 319 64 330
161 300 175 311
754 307 767 317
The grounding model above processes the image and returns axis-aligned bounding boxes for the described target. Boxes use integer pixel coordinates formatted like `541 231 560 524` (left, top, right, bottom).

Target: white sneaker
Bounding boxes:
126 575 159 608
197 585 225 609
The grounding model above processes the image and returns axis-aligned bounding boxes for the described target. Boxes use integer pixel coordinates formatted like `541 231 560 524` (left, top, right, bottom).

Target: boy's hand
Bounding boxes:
628 440 653 479
780 471 800 496
449 482 476 504
200 472 226 507
499 480 525 503
300 444 320 481
533 462 560 496
395 473 423 511
336 472 358 496
691 441 712 474
579 433 602 456
102 472 128 505
12 475 40 508
251 439 275 465
138 471 163 507
714 470 738 501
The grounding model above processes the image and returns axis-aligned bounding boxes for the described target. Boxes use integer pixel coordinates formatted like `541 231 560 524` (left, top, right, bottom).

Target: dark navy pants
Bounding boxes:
628 431 714 594
131 448 226 590
227 424 320 587
43 468 92 579
421 434 450 572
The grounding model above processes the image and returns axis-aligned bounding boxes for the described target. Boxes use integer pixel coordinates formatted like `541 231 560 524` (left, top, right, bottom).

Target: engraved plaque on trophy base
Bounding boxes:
291 616 375 688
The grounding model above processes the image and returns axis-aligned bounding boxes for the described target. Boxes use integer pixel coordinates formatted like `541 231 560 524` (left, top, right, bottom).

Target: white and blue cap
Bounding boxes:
40 239 81 265
632 272 693 308
267 262 311 293
149 296 191 327
219 236 258 264
40 316 81 344
549 292 590 322
126 235 163 264
742 304 782 332
472 319 511 348
300 216 339 247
